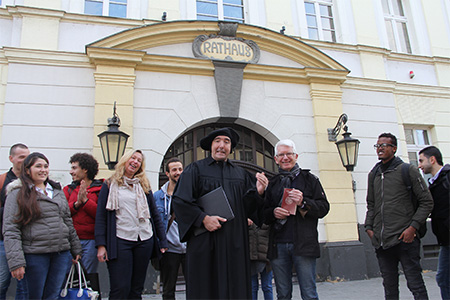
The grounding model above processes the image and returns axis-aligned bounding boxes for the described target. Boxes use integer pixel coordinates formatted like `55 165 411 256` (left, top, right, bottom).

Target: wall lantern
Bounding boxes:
327 113 360 172
98 102 129 170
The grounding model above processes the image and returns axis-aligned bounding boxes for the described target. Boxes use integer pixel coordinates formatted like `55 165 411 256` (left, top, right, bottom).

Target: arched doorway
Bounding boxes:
158 124 278 187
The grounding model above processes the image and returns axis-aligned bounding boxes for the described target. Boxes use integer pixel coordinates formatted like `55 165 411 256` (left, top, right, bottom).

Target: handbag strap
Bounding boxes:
60 263 76 296
76 261 89 290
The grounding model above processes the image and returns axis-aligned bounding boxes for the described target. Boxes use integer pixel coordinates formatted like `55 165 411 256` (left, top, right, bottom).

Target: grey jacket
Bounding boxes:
365 157 433 250
2 179 82 272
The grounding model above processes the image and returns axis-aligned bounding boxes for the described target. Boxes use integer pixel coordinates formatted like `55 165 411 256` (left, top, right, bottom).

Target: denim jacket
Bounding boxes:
154 182 186 254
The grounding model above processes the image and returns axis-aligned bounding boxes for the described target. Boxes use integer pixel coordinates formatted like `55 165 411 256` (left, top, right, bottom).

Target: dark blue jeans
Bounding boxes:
0 240 28 300
24 250 71 300
270 243 318 300
251 268 273 300
376 239 428 300
106 237 154 300
436 245 449 300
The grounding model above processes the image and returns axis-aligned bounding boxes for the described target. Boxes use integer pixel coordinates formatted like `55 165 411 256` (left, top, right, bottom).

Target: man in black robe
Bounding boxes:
172 127 268 300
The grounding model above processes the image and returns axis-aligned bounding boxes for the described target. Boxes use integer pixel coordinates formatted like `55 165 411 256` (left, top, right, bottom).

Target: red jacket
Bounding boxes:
64 179 104 240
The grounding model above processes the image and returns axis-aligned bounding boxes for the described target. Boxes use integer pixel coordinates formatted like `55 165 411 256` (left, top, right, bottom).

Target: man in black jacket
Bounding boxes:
365 133 433 300
0 143 29 299
419 146 449 300
263 139 329 300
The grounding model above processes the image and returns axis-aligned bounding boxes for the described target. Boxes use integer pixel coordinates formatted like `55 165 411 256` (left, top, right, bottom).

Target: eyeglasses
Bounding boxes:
373 143 395 149
275 152 296 158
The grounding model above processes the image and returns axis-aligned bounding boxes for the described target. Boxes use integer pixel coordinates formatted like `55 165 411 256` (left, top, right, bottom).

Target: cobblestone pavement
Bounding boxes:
142 270 440 300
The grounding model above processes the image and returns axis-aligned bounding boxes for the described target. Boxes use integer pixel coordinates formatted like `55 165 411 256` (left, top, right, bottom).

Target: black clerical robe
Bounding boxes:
172 156 262 300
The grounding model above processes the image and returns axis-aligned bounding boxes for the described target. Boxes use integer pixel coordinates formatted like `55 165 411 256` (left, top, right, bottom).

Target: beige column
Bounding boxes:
86 47 146 177
306 68 359 242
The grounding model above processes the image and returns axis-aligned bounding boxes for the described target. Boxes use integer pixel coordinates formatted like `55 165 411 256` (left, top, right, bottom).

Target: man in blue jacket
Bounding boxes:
154 158 186 300
419 146 449 300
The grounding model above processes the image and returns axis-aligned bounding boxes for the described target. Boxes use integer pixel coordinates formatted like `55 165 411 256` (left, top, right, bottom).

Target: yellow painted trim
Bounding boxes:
2 47 91 67
343 77 450 97
138 54 214 76
7 5 65 18
87 21 349 72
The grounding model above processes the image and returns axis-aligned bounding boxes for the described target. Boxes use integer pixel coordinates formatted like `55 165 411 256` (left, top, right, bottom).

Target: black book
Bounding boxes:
194 186 235 236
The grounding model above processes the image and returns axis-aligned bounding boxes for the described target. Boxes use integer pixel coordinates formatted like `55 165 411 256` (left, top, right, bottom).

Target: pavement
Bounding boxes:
142 270 441 300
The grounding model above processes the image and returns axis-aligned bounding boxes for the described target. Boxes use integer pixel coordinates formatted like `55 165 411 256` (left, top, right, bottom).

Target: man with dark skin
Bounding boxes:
365 133 433 300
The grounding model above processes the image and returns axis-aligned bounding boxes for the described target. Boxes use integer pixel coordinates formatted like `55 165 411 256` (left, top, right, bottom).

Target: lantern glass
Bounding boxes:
98 129 129 170
108 134 120 163
118 135 127 161
336 133 360 171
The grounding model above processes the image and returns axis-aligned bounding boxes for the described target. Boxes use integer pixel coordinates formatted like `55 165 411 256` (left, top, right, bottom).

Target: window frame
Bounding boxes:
303 0 336 42
159 124 277 176
382 0 412 54
196 0 246 23
404 127 432 180
84 0 127 18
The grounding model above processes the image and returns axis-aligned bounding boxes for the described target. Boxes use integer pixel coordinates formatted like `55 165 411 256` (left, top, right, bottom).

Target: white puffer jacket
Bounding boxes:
2 179 82 272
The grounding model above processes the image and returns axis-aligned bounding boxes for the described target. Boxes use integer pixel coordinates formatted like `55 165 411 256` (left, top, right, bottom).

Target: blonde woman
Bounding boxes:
95 150 168 299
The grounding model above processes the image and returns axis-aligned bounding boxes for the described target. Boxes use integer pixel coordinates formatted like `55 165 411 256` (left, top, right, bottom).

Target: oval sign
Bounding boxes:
193 35 260 63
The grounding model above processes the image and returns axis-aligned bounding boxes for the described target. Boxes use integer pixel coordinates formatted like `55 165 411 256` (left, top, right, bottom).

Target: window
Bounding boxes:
404 127 432 181
197 0 244 23
382 0 411 53
159 124 277 187
85 0 127 18
304 0 336 42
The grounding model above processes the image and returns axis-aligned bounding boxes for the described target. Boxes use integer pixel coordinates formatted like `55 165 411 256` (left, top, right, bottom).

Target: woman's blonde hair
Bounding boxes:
110 149 151 193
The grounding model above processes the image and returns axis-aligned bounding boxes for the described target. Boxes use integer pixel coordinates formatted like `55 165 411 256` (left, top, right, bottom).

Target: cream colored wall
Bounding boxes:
358 47 388 80
8 7 63 51
395 85 450 158
421 0 450 58
1 4 450 243
309 82 358 242
147 0 180 21
264 0 294 35
0 59 6 149
350 0 382 48
22 0 61 10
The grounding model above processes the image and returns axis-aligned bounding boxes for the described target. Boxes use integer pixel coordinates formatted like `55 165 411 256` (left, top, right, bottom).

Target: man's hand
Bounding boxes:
97 245 108 262
75 180 88 209
11 267 25 281
273 207 290 220
399 226 416 243
366 229 374 239
203 215 227 232
256 172 268 195
288 189 303 206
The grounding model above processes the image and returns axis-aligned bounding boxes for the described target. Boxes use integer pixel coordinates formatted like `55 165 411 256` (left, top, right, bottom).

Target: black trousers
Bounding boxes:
160 252 186 300
106 237 154 300
376 239 428 300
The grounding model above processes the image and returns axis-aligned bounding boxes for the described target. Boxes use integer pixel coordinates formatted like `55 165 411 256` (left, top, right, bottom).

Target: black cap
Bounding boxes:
200 127 240 151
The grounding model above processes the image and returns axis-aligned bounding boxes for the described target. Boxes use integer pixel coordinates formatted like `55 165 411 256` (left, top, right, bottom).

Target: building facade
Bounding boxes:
1 0 450 292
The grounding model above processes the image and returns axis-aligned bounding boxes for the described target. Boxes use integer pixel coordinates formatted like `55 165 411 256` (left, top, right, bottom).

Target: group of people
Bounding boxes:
0 128 447 300
0 145 168 299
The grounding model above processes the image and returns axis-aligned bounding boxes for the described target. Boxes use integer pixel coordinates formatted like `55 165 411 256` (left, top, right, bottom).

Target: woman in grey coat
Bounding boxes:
2 152 82 299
